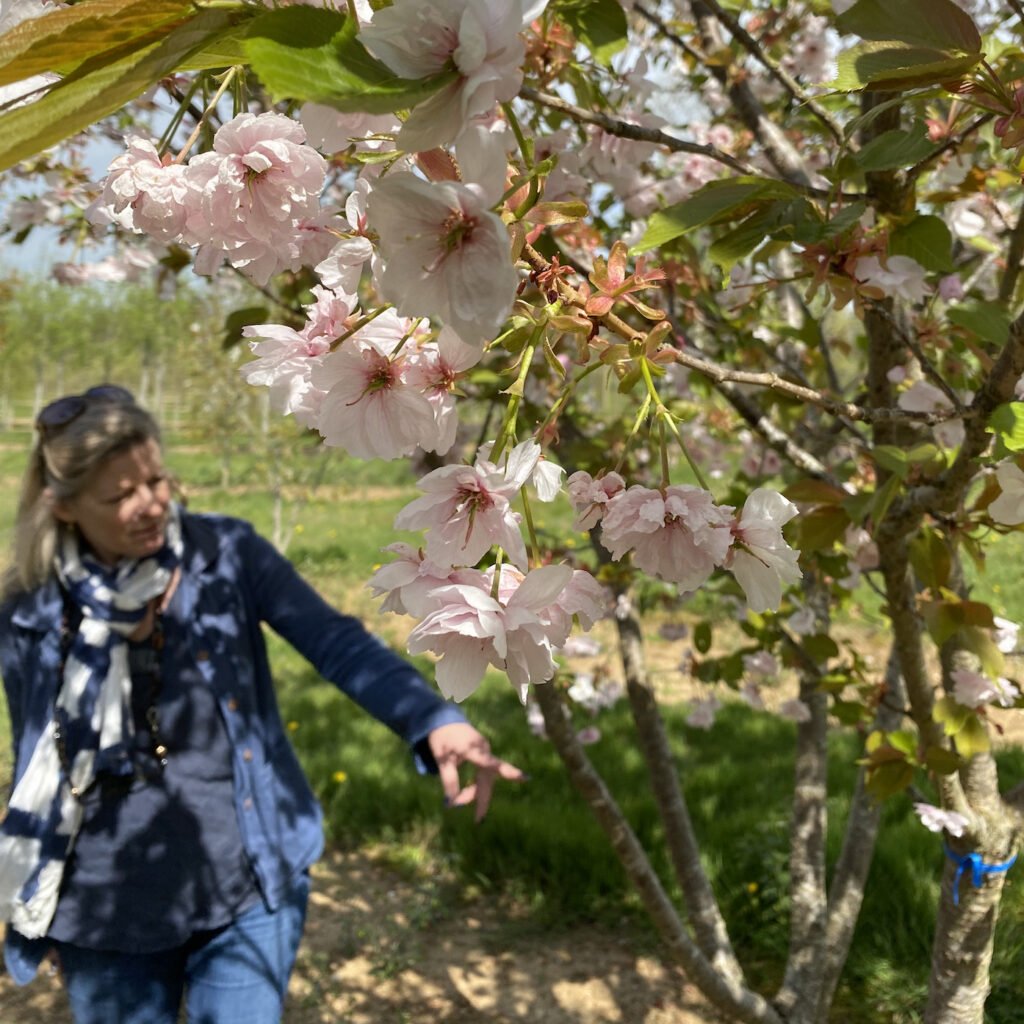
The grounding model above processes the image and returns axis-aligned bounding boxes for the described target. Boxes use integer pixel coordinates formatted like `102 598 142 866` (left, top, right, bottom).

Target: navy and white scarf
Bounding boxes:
0 504 183 938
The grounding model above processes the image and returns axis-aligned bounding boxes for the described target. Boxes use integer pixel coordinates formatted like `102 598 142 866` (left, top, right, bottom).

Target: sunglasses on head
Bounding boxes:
36 385 136 437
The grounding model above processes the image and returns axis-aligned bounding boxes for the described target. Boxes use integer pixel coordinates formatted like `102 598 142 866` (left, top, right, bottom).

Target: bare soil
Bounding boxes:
0 848 719 1024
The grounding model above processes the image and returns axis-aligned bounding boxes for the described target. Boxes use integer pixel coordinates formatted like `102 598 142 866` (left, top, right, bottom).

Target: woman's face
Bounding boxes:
54 439 172 566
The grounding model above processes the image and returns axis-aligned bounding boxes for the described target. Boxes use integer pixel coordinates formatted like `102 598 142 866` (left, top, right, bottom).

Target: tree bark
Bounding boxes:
616 605 746 986
775 577 830 1023
534 683 785 1024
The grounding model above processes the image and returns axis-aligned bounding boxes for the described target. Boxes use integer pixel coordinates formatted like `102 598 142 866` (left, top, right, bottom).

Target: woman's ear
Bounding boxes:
44 488 75 525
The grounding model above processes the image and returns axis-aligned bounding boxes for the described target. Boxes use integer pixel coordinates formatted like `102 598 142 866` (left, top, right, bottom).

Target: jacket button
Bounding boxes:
226 698 239 712
196 650 210 661
243 797 253 810
242 748 253 762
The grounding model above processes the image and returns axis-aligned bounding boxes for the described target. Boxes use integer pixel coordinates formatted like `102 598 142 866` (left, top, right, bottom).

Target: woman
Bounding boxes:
0 385 521 1023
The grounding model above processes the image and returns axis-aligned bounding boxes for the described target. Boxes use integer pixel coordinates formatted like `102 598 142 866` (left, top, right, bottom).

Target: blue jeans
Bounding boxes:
55 872 310 1024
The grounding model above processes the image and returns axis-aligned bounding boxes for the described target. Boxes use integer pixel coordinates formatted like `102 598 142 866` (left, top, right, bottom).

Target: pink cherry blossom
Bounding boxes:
240 324 331 427
740 683 765 710
951 668 1020 709
360 0 545 150
405 327 483 455
406 563 572 702
393 440 541 569
536 568 610 645
989 461 1024 526
366 543 486 617
742 650 779 679
687 696 721 730
993 617 1020 655
90 137 190 242
576 726 602 745
300 103 400 154
913 802 968 837
367 171 518 343
855 254 931 305
600 484 735 590
567 470 626 530
183 112 326 284
563 636 602 658
726 488 803 613
312 312 436 459
897 381 964 450
778 699 812 723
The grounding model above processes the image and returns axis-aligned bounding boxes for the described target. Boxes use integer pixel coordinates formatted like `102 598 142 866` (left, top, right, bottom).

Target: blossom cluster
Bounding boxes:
368 440 609 702
568 473 803 613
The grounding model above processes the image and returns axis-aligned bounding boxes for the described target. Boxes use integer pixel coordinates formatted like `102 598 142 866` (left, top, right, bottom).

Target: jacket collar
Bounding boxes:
9 508 219 632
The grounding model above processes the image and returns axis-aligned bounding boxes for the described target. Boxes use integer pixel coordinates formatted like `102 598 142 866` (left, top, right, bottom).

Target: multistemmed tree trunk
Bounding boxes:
533 679 784 1024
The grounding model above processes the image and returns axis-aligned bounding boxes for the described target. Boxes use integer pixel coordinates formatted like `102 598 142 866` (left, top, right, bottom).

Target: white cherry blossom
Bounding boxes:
726 488 803 613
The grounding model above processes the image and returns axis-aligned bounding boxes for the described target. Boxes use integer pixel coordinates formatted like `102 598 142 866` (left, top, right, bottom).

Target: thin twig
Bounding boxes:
519 87 763 178
906 114 994 179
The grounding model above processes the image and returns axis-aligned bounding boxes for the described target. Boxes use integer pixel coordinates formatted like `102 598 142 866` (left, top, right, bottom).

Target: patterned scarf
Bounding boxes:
0 504 183 938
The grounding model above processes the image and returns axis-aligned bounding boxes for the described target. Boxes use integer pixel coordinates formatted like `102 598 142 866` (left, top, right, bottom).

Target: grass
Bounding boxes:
3 436 1024 1022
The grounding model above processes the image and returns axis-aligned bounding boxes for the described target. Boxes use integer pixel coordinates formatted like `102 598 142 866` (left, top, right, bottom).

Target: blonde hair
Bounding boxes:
3 398 162 599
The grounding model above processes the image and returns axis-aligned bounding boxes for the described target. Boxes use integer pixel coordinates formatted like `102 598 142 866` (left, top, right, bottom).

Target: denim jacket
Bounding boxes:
0 511 465 983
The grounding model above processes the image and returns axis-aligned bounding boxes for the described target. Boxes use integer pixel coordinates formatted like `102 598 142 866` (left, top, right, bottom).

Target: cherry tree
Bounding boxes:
1 0 1024 1020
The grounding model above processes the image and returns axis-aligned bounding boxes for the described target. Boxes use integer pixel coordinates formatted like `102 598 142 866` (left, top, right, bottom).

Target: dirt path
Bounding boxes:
0 848 719 1024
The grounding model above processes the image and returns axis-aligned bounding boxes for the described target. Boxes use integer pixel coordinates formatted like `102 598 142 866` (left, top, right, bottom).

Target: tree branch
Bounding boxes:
519 86 764 179
615 597 747 986
816 646 907 1017
640 0 813 188
692 0 846 146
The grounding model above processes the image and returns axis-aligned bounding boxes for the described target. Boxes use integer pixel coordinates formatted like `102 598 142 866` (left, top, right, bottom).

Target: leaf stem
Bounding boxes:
174 66 239 164
329 304 392 351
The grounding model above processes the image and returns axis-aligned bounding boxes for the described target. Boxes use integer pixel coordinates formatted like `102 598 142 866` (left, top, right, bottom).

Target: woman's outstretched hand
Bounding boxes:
427 722 526 823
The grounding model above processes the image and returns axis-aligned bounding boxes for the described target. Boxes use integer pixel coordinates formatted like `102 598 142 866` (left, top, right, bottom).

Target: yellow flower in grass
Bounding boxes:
287 721 300 732
747 882 759 894
333 771 348 783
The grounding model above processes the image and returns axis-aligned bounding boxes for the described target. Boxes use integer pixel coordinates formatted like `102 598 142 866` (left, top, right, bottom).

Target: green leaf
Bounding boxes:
0 8 237 174
525 200 589 226
873 444 910 480
956 713 990 759
242 7 457 114
888 729 919 757
836 0 982 53
866 760 915 800
888 214 953 272
831 43 981 92
921 601 996 647
923 745 964 775
708 202 796 271
948 301 1012 346
803 634 840 663
554 0 628 65
988 403 1024 453
784 479 851 505
0 0 200 86
934 695 970 735
630 177 800 254
794 505 851 553
909 527 952 591
222 306 270 351
871 472 903 523
855 124 939 172
694 621 713 654
960 624 1004 678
